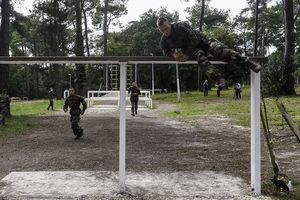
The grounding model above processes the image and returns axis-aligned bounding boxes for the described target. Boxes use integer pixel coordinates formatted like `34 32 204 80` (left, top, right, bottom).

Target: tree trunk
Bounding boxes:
35 65 40 98
0 0 10 91
197 0 205 91
82 0 93 90
198 0 205 31
82 0 90 56
282 0 296 95
52 0 63 99
254 0 259 56
103 0 109 56
75 0 86 96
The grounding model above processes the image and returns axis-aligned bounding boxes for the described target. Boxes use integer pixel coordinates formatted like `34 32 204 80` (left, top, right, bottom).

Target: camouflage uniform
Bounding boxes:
159 22 261 85
128 85 141 116
47 89 54 110
63 95 87 138
0 91 10 125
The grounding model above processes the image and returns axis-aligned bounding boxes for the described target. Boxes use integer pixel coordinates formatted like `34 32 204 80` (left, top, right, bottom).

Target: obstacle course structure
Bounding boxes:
0 56 267 195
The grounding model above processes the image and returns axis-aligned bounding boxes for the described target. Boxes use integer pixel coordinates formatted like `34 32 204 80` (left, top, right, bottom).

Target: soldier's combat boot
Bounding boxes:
231 54 262 73
246 59 262 73
74 128 83 140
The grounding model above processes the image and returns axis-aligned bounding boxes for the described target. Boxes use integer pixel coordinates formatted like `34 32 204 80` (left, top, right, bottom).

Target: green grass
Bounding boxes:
152 86 300 128
0 100 64 137
262 178 300 200
153 87 300 199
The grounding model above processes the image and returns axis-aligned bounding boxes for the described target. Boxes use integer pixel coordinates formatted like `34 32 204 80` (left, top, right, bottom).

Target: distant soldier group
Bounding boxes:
0 89 11 125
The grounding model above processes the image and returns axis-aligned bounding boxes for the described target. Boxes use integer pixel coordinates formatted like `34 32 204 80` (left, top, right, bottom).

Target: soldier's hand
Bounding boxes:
63 107 68 113
174 52 188 62
81 110 85 115
198 55 209 65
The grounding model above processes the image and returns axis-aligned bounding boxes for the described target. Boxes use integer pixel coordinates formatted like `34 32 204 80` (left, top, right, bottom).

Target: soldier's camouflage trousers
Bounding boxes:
208 38 242 62
130 96 139 115
70 110 83 137
192 38 259 81
0 106 8 125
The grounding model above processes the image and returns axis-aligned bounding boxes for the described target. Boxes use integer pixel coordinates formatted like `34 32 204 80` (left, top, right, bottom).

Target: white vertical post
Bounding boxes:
251 70 261 195
176 63 181 102
152 63 154 96
119 62 127 193
105 64 108 90
135 64 137 84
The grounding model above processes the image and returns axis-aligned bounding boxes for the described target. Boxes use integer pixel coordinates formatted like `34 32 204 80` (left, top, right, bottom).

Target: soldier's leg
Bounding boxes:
7 103 11 116
1 108 7 125
193 49 226 87
208 39 261 73
50 100 54 110
134 99 138 115
71 114 83 139
0 113 3 125
130 99 135 116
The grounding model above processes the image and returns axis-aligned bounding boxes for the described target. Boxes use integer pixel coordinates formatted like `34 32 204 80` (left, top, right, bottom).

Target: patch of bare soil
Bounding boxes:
0 103 299 199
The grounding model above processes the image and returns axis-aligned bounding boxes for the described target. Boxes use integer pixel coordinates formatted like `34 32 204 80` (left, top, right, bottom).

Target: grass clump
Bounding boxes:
0 100 64 137
152 86 300 128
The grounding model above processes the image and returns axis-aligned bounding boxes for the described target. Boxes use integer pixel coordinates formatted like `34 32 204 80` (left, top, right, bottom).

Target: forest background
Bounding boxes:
0 0 299 98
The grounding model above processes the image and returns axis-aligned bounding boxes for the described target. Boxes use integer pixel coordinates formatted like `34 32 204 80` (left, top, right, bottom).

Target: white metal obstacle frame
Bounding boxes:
0 56 266 195
86 90 152 108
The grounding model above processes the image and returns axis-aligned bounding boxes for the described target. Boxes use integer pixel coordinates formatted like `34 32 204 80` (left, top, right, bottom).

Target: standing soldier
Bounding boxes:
216 84 221 97
128 82 141 116
47 87 54 110
234 83 242 99
63 88 87 140
0 89 10 125
203 80 209 96
157 17 261 87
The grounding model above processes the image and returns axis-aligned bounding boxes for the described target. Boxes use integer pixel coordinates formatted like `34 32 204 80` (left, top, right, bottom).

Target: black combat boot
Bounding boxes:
245 58 262 73
231 54 262 73
75 128 83 140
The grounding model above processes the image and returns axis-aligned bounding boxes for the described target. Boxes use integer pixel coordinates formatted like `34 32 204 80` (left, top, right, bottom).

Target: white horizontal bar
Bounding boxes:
0 60 226 65
0 61 120 64
127 61 226 65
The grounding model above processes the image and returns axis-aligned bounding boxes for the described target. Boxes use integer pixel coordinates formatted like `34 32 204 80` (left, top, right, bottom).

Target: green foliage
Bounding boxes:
92 0 128 29
261 51 285 96
107 33 129 55
120 7 179 56
205 28 239 49
186 3 231 30
233 0 283 55
7 0 298 100
262 176 300 200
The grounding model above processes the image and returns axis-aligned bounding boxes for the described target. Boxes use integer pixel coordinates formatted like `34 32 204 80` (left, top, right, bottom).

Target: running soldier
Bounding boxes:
157 17 261 87
128 82 141 116
63 88 87 140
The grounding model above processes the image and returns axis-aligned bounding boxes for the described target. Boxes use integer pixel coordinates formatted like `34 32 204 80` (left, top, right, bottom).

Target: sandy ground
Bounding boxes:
0 104 299 199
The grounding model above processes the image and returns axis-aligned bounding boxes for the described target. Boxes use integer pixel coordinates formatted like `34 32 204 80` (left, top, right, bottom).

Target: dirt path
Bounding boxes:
0 104 299 199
